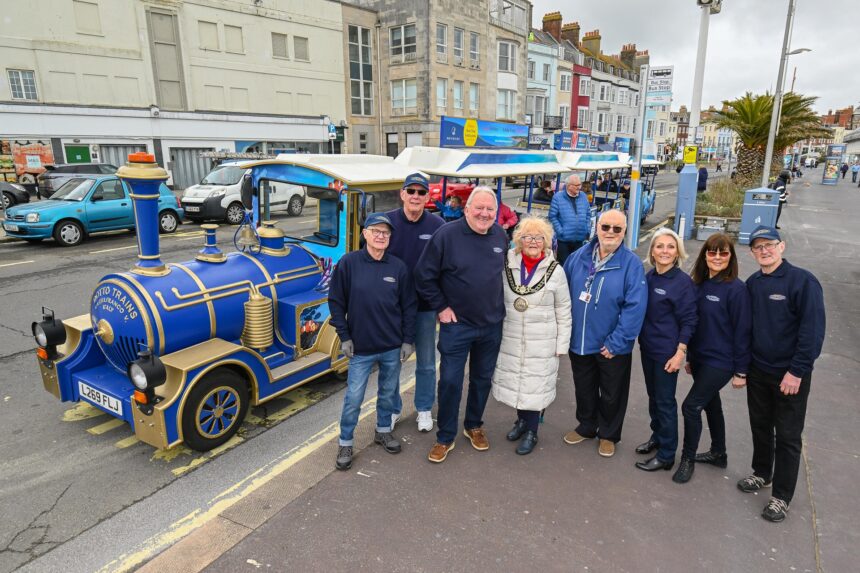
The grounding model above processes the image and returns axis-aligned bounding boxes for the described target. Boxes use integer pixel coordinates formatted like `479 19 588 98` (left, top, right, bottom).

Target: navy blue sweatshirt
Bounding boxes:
638 266 698 361
688 277 751 374
414 217 508 327
746 260 825 377
385 208 445 312
328 248 417 355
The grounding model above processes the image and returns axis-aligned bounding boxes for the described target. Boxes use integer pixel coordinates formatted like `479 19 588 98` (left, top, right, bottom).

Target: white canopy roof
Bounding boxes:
554 151 632 171
238 154 415 186
395 146 569 178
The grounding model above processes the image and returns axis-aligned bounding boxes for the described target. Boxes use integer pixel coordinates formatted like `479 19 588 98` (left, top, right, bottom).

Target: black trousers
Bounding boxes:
746 364 811 504
569 352 633 443
516 409 541 433
556 240 581 266
681 363 733 459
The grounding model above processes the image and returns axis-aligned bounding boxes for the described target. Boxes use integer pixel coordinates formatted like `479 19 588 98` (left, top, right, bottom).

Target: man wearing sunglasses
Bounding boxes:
562 209 647 458
386 173 445 433
737 225 825 523
548 174 591 265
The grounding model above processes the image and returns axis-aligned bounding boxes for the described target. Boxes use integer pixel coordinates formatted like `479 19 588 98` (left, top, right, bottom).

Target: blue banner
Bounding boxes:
439 116 530 149
614 137 632 153
553 131 574 150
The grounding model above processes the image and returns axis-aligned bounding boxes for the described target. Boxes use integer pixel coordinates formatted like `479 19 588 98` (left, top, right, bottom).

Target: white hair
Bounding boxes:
466 186 498 209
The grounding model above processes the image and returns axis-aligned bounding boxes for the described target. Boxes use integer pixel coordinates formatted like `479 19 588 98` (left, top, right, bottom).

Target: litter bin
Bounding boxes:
738 187 778 244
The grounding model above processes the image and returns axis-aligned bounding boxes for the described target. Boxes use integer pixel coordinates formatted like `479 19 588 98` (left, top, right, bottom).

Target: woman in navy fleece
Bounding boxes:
635 228 698 473
672 233 751 484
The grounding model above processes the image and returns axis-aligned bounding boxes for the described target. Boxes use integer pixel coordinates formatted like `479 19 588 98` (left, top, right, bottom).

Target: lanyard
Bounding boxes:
585 247 614 292
520 260 541 287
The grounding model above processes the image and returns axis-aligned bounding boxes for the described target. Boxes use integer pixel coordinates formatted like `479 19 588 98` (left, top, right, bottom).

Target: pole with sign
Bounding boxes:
625 63 650 250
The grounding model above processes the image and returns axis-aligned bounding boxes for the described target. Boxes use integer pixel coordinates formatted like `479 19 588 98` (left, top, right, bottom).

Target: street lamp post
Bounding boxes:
688 0 722 144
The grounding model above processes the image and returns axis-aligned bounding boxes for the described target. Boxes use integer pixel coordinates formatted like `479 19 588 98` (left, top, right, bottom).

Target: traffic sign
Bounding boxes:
684 145 698 164
327 123 337 140
646 66 674 106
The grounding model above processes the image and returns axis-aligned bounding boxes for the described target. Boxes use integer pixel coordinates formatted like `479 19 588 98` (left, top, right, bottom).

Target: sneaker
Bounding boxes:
390 411 401 431
374 431 402 454
463 427 490 451
428 441 455 463
761 497 789 522
417 411 433 433
598 439 616 457
737 474 772 493
694 450 728 468
335 446 353 470
563 430 592 445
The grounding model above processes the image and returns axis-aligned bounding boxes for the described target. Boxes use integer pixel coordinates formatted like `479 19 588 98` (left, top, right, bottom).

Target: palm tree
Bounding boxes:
714 92 830 184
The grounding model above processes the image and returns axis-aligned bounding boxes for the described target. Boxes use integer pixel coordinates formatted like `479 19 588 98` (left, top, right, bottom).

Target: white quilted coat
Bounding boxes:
492 250 572 411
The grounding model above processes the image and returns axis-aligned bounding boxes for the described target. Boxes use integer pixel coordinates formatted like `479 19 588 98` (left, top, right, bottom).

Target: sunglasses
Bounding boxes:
405 188 429 196
600 224 624 234
706 249 731 258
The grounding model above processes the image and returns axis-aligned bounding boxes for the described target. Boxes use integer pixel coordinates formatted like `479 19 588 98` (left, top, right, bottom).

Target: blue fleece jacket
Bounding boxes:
385 208 445 312
746 260 825 377
548 190 591 243
564 238 648 355
638 266 698 361
688 277 751 374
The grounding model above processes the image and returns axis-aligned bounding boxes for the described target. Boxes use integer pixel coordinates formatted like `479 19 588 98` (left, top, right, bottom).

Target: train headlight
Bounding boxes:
32 308 65 359
129 363 149 390
127 350 166 392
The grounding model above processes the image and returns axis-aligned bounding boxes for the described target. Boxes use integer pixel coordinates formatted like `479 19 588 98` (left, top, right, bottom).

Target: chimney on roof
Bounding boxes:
633 49 650 68
582 29 601 56
542 12 562 41
560 21 580 47
620 43 637 69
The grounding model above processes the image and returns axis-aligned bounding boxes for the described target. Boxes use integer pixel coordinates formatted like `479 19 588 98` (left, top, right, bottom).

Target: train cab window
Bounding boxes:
290 186 339 246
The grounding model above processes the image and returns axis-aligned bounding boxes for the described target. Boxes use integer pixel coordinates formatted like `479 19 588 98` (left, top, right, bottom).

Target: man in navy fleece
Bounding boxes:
415 188 508 463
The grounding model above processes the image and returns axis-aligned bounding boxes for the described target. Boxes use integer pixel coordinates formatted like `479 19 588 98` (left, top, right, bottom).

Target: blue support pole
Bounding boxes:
555 172 562 195
441 176 448 202
496 177 502 222
674 164 699 240
527 175 535 212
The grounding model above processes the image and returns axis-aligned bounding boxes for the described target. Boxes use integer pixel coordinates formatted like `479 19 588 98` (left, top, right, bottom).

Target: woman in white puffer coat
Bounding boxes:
493 215 572 455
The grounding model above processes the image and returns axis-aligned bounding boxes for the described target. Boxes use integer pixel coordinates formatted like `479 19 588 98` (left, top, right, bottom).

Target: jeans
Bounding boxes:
853 171 858 183
746 364 811 504
393 310 437 415
681 363 732 459
435 321 503 445
641 353 679 462
338 348 401 446
569 352 633 443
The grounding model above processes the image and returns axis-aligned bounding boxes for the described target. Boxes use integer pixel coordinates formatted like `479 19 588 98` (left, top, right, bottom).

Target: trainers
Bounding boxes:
463 427 490 451
737 474 772 493
417 411 434 433
390 411 401 431
335 445 353 470
762 497 789 522
598 439 616 457
428 441 455 463
374 431 402 454
563 430 592 445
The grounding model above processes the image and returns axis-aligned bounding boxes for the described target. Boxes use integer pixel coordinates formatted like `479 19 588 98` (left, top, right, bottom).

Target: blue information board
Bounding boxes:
439 116 530 149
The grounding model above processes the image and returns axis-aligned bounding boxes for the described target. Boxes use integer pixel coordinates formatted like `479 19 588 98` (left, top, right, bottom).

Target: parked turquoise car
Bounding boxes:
2 175 183 246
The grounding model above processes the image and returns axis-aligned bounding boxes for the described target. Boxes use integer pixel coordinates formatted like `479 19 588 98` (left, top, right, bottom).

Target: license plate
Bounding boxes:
3 223 19 232
78 381 123 416
184 206 200 212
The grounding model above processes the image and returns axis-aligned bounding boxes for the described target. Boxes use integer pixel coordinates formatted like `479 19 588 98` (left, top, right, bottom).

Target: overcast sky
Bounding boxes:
528 0 859 116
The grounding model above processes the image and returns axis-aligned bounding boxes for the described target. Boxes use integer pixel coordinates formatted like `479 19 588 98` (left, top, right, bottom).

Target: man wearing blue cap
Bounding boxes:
386 173 445 433
329 213 417 470
737 225 825 523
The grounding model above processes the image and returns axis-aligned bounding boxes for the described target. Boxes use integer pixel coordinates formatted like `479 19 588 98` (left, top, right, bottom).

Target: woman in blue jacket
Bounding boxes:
635 228 698 472
672 233 751 484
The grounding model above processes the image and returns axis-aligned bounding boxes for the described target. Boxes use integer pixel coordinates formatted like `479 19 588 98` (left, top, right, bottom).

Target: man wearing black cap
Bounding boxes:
386 173 445 433
737 225 825 522
329 213 417 470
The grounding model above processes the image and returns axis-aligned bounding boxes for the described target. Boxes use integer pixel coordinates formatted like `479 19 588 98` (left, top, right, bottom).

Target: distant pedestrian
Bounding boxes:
850 162 859 183
715 162 723 172
697 167 709 192
548 174 591 265
769 171 790 229
534 179 554 203
498 201 519 239
737 226 825 523
840 162 848 179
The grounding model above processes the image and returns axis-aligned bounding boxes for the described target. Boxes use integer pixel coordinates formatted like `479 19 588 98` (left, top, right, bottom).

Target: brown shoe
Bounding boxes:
428 441 455 463
563 430 592 445
463 428 490 451
598 439 616 457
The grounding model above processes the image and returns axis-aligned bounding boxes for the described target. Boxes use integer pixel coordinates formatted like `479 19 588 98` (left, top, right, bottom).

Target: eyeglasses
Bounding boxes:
750 241 780 253
706 249 731 258
405 188 429 196
521 235 545 244
600 224 624 234
367 228 391 238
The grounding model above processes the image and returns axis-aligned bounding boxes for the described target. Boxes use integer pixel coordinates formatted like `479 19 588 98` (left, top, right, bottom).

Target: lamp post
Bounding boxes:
688 0 722 145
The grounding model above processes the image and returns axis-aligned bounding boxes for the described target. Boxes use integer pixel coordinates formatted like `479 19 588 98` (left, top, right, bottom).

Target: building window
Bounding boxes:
225 25 244 54
199 21 219 50
578 78 590 96
659 121 666 137
596 112 607 132
646 119 655 139
526 95 546 127
577 108 588 129
559 104 570 128
452 80 464 111
599 84 608 102
560 73 571 92
453 28 464 65
348 25 373 116
469 32 480 66
498 41 516 73
497 88 516 120
542 63 550 82
616 114 623 132
469 82 479 112
293 36 309 61
7 69 37 100
436 23 447 62
610 87 616 103
272 32 288 59
527 60 535 80
436 77 448 111
358 132 368 154
391 78 417 113
391 24 417 62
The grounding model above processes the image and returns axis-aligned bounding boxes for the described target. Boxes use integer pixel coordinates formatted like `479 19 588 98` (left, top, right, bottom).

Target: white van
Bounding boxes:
180 162 306 224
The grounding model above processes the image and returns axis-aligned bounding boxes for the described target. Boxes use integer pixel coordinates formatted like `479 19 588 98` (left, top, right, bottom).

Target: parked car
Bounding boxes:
36 163 118 199
1 181 30 210
2 175 183 246
424 176 476 211
180 163 306 224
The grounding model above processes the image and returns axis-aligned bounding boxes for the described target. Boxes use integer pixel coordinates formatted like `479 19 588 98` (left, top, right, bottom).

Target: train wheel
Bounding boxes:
182 369 249 451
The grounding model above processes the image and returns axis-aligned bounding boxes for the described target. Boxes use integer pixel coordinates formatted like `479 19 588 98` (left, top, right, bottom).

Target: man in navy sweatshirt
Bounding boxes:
738 225 825 523
386 172 445 433
415 188 508 463
329 213 417 471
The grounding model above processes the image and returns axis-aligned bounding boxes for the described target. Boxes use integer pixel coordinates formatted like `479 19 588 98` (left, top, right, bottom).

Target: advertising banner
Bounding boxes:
574 132 588 150
614 137 632 153
821 159 840 185
553 131 574 151
439 116 529 148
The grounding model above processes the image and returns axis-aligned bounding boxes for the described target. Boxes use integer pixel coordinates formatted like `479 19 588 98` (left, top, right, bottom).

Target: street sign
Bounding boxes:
646 65 674 106
327 124 337 140
684 145 698 164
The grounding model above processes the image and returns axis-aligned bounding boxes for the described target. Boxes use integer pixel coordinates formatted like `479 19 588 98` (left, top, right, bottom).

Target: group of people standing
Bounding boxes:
328 172 825 525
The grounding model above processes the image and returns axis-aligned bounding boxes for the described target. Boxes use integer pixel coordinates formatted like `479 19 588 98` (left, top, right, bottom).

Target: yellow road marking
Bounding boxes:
115 436 141 449
172 231 204 237
87 418 125 435
0 260 34 268
89 245 137 254
62 402 107 422
244 414 266 426
170 435 245 477
151 445 192 464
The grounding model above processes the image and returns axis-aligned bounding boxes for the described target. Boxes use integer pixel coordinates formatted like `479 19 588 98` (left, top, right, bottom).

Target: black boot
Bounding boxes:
635 455 674 471
516 430 538 455
635 438 658 454
506 418 528 441
694 451 728 468
672 457 695 484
